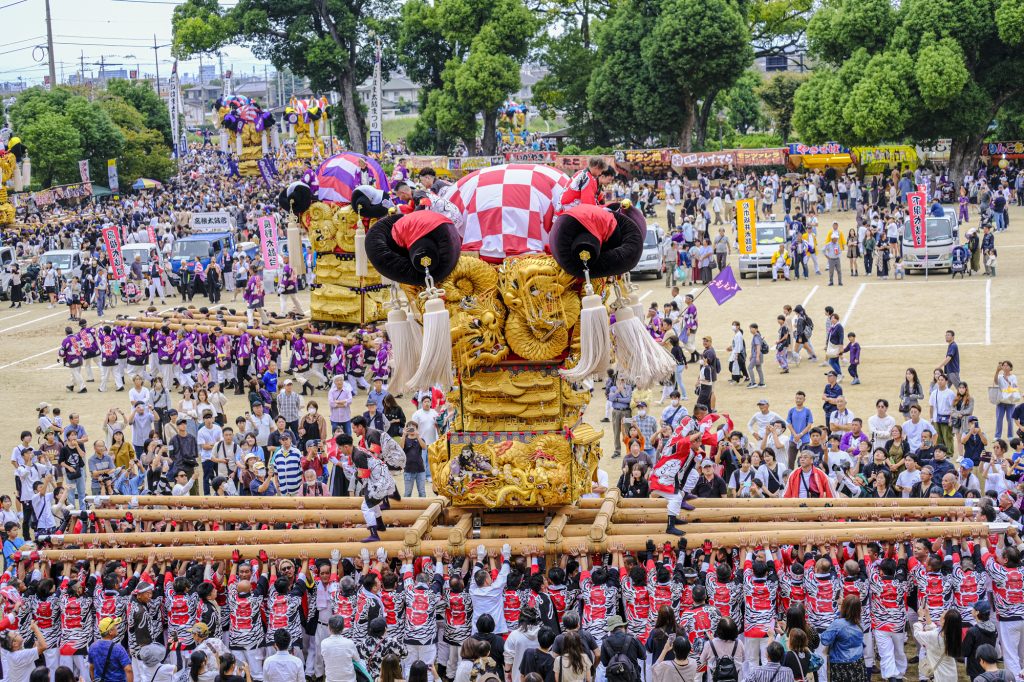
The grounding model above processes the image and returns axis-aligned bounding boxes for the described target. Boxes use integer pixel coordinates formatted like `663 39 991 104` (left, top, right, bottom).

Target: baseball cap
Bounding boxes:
99 616 122 635
961 458 975 469
977 643 999 664
701 460 714 468
974 600 992 619
824 370 837 376
284 379 293 385
757 399 769 406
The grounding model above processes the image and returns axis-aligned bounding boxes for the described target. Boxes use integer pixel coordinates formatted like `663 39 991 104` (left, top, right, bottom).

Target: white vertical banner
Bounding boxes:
168 62 181 158
78 160 90 184
107 159 119 193
223 69 232 99
367 38 383 154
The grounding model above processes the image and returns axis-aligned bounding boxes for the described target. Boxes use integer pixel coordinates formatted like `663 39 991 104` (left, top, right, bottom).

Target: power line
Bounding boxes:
0 0 30 10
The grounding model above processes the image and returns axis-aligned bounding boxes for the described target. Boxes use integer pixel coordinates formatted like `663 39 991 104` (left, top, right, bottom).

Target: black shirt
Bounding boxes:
58 444 85 479
403 438 424 474
520 648 555 682
693 475 728 499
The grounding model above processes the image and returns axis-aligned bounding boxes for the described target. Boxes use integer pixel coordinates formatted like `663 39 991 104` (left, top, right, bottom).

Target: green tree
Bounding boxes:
64 97 125 183
748 0 814 58
172 0 396 153
398 0 537 154
793 0 1024 185
630 0 753 148
98 96 177 185
107 79 173 146
21 112 83 188
722 71 764 135
533 29 606 146
757 71 805 140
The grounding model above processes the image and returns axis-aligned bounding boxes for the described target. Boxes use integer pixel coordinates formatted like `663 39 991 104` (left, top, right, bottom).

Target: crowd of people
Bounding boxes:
0 141 1022 682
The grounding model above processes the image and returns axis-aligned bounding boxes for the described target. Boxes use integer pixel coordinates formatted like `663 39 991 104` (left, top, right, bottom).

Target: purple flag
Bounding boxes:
707 265 741 305
257 157 274 186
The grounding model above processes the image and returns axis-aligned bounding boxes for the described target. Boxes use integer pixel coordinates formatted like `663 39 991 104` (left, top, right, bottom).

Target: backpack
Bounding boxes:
760 338 769 355
709 640 739 682
605 640 639 682
803 316 814 333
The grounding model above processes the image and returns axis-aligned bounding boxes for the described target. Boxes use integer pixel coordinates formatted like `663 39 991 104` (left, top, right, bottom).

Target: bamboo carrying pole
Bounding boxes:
576 498 972 509
674 506 976 524
38 523 991 563
89 495 445 510
111 319 348 347
80 508 427 525
53 521 972 548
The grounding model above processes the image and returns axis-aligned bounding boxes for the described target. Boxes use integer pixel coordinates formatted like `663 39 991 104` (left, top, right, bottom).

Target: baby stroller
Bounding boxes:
121 280 144 304
950 245 970 279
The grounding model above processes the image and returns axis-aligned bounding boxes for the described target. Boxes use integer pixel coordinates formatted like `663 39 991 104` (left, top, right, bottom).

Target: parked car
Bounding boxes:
901 213 959 273
737 221 788 279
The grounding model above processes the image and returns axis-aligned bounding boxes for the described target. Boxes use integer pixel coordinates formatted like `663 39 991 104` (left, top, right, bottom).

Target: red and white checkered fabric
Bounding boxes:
438 163 570 260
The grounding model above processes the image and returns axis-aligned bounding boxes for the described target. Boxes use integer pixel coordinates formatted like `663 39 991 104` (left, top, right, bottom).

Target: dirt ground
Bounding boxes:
1 203 1022 499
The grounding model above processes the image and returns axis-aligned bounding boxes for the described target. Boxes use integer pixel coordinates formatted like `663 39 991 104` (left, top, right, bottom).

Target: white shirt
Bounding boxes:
823 450 852 482
896 469 921 497
411 408 439 445
197 424 224 461
582 469 609 499
322 634 360 682
1 647 40 682
129 386 152 405
747 410 783 439
30 492 55 529
247 412 273 446
930 388 956 420
132 662 175 682
868 414 896 449
830 408 855 431
902 418 934 452
471 560 511 633
263 650 306 682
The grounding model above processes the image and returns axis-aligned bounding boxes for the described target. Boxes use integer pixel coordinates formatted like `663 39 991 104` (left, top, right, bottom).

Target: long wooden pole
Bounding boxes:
675 506 976 523
112 319 347 346
52 521 980 548
81 508 427 525
89 495 444 510
38 523 991 563
577 497 972 509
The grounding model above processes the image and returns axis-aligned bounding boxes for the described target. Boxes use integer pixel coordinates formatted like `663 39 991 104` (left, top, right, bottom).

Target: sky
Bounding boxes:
1 0 261 86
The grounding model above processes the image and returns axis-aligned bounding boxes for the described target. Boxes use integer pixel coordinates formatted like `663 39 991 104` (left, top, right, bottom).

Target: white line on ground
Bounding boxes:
801 285 818 308
841 283 866 326
860 341 985 349
0 346 59 370
639 291 651 302
0 309 65 334
986 278 992 346
0 309 35 323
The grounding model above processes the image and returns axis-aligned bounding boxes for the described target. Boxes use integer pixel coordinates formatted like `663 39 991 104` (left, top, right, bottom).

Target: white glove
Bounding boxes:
376 547 387 563
360 548 370 564
331 549 341 565
501 543 511 561
476 545 486 562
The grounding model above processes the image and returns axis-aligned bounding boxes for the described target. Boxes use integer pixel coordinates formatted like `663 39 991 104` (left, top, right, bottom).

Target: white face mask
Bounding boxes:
638 410 647 417
671 400 680 406
308 407 316 415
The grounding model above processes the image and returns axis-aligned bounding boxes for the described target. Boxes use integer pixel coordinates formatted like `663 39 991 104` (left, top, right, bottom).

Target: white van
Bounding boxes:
901 213 958 272
737 221 788 278
121 243 160 270
630 227 667 279
40 250 83 280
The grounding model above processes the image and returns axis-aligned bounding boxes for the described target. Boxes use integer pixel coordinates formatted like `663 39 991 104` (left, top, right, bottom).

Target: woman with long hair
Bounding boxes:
783 627 813 682
846 227 860 275
951 381 975 457
820 596 865 682
216 651 252 682
899 368 924 418
109 429 133 469
645 606 677 680
190 650 217 682
912 607 962 682
382 394 407 438
553 631 592 682
378 653 405 682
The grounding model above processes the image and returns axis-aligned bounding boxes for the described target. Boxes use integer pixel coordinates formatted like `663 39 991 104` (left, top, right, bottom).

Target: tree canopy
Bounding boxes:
172 0 396 153
793 0 1024 183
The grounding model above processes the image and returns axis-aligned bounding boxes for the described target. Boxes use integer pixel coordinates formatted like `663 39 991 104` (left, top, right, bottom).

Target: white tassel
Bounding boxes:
407 297 453 391
560 291 609 383
385 308 418 393
611 305 675 390
272 126 280 151
13 163 23 191
409 316 423 349
219 132 228 153
261 131 269 155
354 226 368 276
235 132 243 156
21 158 29 188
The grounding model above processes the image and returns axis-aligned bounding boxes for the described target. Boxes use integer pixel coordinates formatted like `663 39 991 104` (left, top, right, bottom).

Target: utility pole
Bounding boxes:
199 55 204 86
152 35 162 97
264 64 268 106
44 0 56 88
99 55 105 88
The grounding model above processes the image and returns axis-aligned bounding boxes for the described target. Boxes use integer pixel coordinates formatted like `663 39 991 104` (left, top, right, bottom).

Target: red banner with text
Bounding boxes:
102 225 125 280
907 191 927 248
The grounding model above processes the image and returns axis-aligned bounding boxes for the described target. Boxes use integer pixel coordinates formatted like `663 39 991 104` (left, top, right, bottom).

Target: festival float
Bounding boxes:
364 163 669 510
0 137 28 225
279 151 392 325
214 95 276 177
285 97 331 161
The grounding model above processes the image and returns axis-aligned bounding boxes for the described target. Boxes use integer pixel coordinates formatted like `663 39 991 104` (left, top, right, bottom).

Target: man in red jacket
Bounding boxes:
784 450 836 498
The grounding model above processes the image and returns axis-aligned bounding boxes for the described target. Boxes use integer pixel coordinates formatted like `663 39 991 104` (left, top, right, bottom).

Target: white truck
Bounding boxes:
737 221 788 278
